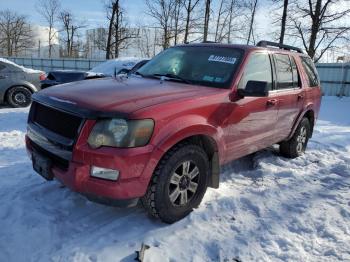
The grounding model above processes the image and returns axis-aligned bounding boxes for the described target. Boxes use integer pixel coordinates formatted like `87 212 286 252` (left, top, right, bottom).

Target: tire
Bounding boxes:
6 86 32 108
280 117 311 158
141 143 209 224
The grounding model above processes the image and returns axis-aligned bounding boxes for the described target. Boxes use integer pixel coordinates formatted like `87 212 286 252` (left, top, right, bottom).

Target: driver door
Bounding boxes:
223 52 279 162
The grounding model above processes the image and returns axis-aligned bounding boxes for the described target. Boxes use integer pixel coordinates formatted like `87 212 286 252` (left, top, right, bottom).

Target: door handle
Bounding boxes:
297 94 304 100
267 99 278 106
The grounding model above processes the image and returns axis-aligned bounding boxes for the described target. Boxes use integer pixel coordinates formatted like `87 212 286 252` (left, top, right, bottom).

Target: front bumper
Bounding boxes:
26 135 163 205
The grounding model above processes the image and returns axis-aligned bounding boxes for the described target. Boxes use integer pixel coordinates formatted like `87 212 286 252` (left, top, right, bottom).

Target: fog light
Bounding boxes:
91 166 120 181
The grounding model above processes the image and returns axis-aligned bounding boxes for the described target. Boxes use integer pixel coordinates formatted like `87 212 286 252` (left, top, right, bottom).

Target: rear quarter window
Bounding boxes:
300 56 319 87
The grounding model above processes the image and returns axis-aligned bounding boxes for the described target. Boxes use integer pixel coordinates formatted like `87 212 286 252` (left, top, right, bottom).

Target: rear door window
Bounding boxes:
300 57 319 87
274 54 294 89
238 52 272 90
290 57 300 87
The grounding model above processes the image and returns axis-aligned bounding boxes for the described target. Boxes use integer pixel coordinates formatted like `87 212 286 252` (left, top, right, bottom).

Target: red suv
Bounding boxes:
26 41 322 223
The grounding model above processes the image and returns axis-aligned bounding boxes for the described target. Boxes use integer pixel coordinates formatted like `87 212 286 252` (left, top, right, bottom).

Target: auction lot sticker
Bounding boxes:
208 55 237 64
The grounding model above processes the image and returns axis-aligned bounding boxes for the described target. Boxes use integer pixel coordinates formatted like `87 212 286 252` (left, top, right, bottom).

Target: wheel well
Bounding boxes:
4 85 33 103
169 135 220 189
304 110 315 137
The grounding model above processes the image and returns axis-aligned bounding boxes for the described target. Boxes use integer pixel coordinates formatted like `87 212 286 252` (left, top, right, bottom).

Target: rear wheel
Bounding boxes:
141 143 209 223
280 117 311 158
6 86 32 108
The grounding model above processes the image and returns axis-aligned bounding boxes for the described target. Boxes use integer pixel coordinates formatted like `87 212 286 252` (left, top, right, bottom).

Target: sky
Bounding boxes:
1 0 348 61
0 0 274 43
0 0 147 29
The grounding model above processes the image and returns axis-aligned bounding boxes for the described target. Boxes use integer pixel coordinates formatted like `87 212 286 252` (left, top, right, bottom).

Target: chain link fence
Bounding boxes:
3 57 350 97
4 57 105 73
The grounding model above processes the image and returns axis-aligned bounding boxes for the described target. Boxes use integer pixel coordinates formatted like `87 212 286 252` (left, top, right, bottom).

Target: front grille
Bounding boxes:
30 101 83 139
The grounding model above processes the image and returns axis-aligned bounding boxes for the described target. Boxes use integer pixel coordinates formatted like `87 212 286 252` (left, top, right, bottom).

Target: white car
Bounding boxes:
88 58 143 76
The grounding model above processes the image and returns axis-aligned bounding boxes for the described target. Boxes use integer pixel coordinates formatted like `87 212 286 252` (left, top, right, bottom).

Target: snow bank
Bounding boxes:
0 58 44 74
0 97 349 262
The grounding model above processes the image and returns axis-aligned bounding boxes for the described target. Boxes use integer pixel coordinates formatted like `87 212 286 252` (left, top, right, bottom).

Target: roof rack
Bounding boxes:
257 40 304 53
202 41 218 44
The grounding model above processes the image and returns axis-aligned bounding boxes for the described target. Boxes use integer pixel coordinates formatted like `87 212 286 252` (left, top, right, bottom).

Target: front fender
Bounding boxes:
151 114 224 158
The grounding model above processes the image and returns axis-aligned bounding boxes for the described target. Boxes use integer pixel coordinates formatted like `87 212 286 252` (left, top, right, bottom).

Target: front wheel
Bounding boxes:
6 86 32 108
141 143 209 223
280 117 311 158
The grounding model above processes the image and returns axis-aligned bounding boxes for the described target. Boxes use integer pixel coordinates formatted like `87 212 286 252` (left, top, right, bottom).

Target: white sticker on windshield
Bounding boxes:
208 55 237 64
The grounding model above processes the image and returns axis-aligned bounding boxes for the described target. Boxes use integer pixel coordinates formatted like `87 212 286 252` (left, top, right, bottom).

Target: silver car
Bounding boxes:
0 58 44 107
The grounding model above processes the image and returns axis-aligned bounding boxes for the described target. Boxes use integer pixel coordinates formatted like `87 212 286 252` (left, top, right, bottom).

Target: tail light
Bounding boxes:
39 73 46 81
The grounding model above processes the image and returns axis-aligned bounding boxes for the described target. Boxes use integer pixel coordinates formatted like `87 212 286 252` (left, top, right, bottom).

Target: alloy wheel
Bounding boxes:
296 126 307 154
168 160 200 206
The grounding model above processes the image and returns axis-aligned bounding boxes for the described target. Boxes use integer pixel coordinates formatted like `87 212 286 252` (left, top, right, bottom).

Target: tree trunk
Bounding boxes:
203 0 211 41
279 0 288 44
184 0 191 43
106 1 117 59
48 26 52 57
227 0 234 44
214 0 224 42
114 1 120 58
247 0 257 45
308 0 322 58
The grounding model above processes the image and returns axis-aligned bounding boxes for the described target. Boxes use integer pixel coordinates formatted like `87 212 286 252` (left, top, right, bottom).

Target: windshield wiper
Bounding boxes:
152 73 192 84
134 71 145 77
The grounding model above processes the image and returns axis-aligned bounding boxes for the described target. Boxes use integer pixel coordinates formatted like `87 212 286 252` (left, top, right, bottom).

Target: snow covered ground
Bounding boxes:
0 97 349 262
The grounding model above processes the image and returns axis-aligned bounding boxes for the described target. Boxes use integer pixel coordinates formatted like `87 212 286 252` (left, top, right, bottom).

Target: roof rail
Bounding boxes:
257 40 304 53
202 41 218 44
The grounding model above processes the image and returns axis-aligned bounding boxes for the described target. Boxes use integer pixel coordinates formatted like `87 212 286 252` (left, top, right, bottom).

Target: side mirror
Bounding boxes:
237 80 269 98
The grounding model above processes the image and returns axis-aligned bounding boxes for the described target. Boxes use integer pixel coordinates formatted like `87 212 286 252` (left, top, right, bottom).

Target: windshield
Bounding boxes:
137 46 244 88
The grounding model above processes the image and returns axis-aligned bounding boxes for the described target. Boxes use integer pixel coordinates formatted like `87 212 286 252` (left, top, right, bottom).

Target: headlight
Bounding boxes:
87 118 154 148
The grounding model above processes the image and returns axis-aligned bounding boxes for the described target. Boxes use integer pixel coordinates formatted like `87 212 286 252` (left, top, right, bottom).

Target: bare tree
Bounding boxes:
290 0 350 61
203 0 211 41
105 0 139 58
245 0 258 44
36 0 61 57
136 27 154 57
227 0 238 43
183 0 200 43
270 0 291 44
106 0 117 59
146 0 176 49
278 0 288 44
172 0 185 45
215 0 234 42
58 10 85 57
0 10 34 56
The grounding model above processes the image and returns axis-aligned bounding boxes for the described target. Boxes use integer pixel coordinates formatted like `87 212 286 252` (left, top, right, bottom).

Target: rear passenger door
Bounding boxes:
271 53 305 142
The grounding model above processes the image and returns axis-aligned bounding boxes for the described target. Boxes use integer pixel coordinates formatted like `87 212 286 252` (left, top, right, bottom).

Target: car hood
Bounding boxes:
35 76 220 117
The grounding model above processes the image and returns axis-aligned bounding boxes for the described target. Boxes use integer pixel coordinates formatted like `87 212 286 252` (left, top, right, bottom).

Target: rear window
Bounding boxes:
300 57 319 87
53 72 86 82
